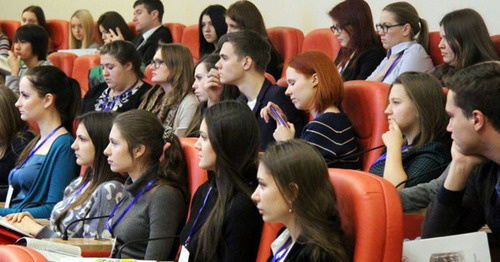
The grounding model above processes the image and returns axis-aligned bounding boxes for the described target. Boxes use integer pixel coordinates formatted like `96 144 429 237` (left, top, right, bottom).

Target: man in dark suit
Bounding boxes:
207 30 307 150
132 0 172 65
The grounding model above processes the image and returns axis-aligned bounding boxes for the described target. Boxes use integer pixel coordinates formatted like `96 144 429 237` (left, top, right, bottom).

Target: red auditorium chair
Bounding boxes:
165 23 186 43
143 65 154 86
93 21 103 46
428 31 444 66
127 21 139 36
47 52 78 77
179 137 208 200
72 54 100 96
491 34 500 56
342 80 390 171
302 28 341 62
46 19 69 51
328 168 403 262
266 27 305 78
0 20 21 42
256 223 283 262
0 245 48 262
181 24 200 62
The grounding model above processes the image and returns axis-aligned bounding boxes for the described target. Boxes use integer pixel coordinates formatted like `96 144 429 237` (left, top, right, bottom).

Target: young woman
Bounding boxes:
5 112 125 239
185 54 240 137
96 11 136 45
252 139 350 261
139 43 199 137
367 2 434 84
328 0 385 81
369 72 451 188
69 9 99 49
0 87 34 199
104 110 188 260
21 5 54 53
261 51 360 169
0 66 81 218
198 5 227 58
6 24 52 95
225 0 283 80
433 9 499 84
179 101 262 261
82 40 152 114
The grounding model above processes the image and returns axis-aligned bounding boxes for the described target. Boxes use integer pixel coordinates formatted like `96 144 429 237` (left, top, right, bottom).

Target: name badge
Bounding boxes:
178 245 190 262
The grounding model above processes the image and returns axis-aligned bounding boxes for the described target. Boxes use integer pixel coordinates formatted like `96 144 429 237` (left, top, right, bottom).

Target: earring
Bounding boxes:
288 204 293 213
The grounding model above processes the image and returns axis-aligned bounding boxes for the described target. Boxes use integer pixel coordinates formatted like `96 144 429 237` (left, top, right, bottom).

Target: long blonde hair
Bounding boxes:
69 9 95 49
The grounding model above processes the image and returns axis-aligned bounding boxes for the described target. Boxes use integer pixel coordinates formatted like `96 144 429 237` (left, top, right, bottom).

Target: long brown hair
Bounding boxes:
226 1 267 37
55 112 124 230
0 86 27 158
69 9 96 49
383 2 429 52
261 139 350 261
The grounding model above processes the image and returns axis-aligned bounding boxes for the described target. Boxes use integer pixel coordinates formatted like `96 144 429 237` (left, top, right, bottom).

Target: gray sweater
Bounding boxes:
110 166 187 260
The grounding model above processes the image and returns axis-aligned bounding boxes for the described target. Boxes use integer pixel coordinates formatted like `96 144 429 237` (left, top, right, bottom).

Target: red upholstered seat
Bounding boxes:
0 20 21 43
302 28 341 62
342 81 390 171
0 245 48 262
328 168 403 261
47 52 78 77
179 137 208 200
71 54 100 96
165 23 186 43
428 31 443 66
47 19 69 51
256 223 283 262
181 24 200 62
127 21 139 36
266 27 304 78
491 34 500 56
143 65 154 86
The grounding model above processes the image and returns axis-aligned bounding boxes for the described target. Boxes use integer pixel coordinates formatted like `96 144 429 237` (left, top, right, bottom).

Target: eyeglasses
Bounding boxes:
150 59 164 69
375 23 406 33
330 24 343 34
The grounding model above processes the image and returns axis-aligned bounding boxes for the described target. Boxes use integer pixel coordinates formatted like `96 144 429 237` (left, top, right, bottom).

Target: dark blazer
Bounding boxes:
239 79 308 151
335 47 385 81
134 26 173 65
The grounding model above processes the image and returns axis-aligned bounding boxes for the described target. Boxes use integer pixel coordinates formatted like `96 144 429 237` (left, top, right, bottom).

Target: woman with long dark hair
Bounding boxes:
198 5 227 58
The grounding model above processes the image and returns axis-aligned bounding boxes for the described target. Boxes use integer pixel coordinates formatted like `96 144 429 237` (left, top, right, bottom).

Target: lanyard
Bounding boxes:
271 237 292 262
62 180 90 210
100 79 139 111
338 52 355 76
106 178 157 234
9 125 63 184
381 52 404 82
184 186 213 247
372 145 411 166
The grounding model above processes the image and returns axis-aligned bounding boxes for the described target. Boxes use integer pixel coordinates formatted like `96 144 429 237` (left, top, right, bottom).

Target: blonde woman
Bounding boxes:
69 9 99 49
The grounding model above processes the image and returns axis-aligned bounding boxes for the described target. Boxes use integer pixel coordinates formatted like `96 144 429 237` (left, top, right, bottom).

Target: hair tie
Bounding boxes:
162 125 174 144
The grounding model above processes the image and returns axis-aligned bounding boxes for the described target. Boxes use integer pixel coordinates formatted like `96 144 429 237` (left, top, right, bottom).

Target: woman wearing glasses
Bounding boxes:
328 0 385 81
139 43 199 137
367 2 434 84
81 40 152 114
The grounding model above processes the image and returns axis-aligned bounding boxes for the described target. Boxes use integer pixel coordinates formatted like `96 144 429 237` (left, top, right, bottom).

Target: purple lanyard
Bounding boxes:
184 186 213 247
100 79 139 111
9 125 63 184
381 52 404 82
106 178 157 234
271 237 292 262
372 145 411 166
63 180 90 210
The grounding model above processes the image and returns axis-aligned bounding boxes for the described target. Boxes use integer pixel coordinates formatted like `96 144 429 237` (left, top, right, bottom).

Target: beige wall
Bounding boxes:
1 0 499 35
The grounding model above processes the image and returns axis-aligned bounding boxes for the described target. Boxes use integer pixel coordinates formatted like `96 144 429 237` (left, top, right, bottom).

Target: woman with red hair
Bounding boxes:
329 0 385 81
261 51 360 169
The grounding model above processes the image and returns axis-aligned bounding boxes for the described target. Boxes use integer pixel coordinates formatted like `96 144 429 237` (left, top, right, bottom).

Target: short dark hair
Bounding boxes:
100 40 145 79
133 0 164 23
447 61 500 130
217 30 271 73
14 24 49 60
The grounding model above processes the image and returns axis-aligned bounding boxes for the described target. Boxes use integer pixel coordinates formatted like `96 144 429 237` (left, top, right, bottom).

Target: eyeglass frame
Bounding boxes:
375 23 406 33
329 24 344 34
150 59 164 69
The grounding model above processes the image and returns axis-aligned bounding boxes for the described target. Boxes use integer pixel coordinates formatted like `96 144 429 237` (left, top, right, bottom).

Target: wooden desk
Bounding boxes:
43 237 113 257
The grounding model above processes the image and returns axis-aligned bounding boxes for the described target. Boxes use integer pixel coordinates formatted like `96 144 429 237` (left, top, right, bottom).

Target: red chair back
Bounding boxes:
179 137 208 200
0 20 21 42
143 65 154 86
0 245 48 262
256 223 283 262
328 168 403 262
47 19 69 51
491 34 500 56
72 54 100 96
302 28 341 61
165 23 186 43
181 24 200 62
127 22 139 36
428 31 443 66
342 81 390 171
266 27 304 78
47 52 78 77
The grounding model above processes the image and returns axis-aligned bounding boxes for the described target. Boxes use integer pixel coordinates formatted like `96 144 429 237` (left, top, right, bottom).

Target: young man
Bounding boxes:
132 0 172 64
209 30 307 150
421 61 500 240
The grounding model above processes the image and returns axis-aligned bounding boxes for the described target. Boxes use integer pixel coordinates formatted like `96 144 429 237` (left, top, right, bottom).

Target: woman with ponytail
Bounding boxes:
0 66 81 218
104 109 188 260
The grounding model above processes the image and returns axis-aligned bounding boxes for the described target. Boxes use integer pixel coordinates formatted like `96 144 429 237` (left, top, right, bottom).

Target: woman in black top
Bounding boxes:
179 101 262 262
